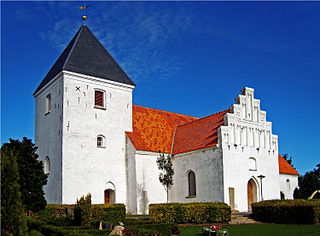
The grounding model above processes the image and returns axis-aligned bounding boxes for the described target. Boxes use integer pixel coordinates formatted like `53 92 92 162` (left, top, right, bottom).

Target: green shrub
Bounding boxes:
30 203 126 227
92 204 126 223
252 199 320 224
30 204 75 226
74 194 92 226
149 202 231 223
26 217 111 235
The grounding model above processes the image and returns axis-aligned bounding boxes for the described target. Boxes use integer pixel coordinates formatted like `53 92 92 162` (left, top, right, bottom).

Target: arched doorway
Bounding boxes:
247 178 257 211
104 189 115 204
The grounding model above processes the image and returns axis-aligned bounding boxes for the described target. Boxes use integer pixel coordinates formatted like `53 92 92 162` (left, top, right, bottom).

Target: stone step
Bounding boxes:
230 212 259 225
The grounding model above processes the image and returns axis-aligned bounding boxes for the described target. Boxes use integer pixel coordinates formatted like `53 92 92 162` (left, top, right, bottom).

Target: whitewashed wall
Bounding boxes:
61 71 133 204
34 74 64 203
170 147 224 203
219 87 280 212
134 151 167 214
279 173 299 199
125 136 138 214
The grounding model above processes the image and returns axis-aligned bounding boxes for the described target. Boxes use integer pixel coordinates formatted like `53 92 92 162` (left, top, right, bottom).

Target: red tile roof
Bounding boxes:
278 154 299 175
127 106 299 176
172 110 229 154
126 105 198 153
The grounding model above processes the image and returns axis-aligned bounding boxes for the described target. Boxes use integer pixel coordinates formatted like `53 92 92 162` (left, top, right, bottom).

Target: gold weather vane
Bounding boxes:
79 3 89 24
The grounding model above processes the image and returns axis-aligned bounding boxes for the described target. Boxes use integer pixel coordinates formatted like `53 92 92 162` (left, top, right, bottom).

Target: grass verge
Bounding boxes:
180 224 320 236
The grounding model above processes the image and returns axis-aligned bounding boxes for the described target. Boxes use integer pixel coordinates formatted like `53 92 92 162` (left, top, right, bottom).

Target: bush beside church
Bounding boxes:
149 202 231 223
252 199 320 224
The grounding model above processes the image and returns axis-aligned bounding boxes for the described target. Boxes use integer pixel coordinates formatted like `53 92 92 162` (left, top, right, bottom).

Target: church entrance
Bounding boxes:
104 189 115 204
247 178 257 211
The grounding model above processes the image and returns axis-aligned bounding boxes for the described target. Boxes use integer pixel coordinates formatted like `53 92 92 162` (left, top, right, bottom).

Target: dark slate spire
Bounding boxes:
34 24 135 95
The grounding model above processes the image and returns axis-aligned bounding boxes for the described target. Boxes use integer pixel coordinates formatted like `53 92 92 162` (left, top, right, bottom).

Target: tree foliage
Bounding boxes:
2 137 48 212
74 193 92 226
1 147 28 235
156 152 174 202
282 153 294 167
297 163 320 199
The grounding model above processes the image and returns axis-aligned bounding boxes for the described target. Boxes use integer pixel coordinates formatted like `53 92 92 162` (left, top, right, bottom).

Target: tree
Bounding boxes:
2 137 48 212
282 153 294 168
293 187 302 199
74 193 92 226
298 163 320 199
156 152 174 203
1 147 28 235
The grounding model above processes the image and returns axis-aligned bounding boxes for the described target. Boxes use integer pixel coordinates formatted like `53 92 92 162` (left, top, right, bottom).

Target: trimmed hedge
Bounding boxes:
30 203 125 226
252 199 320 224
30 204 75 226
26 217 111 235
92 204 126 222
149 202 231 223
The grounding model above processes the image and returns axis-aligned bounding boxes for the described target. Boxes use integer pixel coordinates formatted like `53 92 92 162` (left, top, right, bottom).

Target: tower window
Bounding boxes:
97 135 106 148
46 94 51 114
94 90 105 108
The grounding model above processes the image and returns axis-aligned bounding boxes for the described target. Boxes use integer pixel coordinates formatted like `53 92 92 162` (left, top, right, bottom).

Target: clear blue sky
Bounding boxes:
2 1 320 175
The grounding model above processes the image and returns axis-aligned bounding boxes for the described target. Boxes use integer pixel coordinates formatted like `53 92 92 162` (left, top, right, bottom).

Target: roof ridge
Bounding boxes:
62 24 84 70
133 104 198 119
176 108 229 129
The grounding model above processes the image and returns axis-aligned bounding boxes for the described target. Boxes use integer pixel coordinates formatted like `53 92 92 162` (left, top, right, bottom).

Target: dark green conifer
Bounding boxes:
2 137 48 213
1 147 28 235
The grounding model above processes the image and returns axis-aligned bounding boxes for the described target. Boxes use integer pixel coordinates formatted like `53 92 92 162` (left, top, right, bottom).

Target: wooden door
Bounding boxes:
104 190 109 204
229 187 235 210
247 181 253 211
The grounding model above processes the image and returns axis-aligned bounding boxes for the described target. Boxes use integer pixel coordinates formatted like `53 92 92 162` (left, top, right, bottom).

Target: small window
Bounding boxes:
94 90 105 108
249 157 257 171
46 94 51 114
97 135 106 148
45 156 50 174
188 170 196 197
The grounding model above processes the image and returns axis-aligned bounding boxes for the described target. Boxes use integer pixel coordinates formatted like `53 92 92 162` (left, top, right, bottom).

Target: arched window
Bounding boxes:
249 157 257 171
45 156 50 174
188 171 196 197
97 135 105 148
46 94 51 114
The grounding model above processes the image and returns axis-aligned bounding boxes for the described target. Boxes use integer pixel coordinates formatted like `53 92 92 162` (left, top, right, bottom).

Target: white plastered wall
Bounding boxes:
34 74 64 203
134 150 167 214
125 136 138 214
170 147 224 204
220 87 280 212
279 173 299 199
61 71 133 204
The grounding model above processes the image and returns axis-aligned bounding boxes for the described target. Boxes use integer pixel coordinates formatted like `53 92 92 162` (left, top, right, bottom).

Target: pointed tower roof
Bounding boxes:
34 24 135 95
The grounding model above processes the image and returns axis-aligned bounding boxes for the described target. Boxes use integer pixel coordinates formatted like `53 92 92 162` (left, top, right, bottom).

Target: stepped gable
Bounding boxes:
34 24 135 95
172 109 229 155
126 105 198 153
278 154 299 175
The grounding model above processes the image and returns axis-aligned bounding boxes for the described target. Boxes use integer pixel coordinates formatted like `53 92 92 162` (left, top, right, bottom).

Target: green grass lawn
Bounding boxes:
180 224 320 236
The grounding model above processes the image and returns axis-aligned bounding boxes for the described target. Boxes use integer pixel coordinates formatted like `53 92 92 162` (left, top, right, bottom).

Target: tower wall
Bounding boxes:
35 75 64 203
61 71 133 204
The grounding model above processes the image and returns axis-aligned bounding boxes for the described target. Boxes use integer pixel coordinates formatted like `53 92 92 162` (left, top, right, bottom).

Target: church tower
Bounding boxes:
34 24 135 204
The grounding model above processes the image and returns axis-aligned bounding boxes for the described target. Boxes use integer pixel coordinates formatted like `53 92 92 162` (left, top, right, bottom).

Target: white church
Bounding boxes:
34 24 299 214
